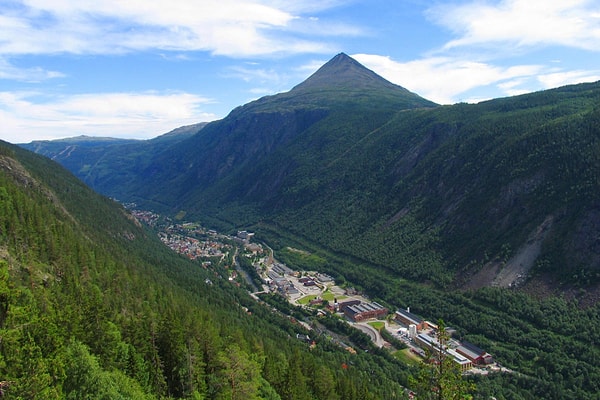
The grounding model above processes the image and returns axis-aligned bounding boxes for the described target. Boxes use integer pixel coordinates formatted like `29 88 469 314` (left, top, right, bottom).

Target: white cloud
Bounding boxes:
262 0 350 14
226 65 285 85
353 53 543 104
429 0 600 51
355 53 600 104
0 91 216 143
0 58 65 81
537 70 600 89
497 78 532 97
373 0 600 103
0 0 354 57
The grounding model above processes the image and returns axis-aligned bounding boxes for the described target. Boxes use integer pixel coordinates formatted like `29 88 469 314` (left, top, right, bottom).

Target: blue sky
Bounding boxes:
2 0 600 143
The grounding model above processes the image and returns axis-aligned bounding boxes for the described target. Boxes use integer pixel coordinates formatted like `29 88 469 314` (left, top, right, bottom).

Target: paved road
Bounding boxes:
354 323 384 348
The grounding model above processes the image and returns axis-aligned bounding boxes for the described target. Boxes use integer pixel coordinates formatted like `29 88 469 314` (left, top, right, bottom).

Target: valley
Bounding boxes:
1 142 417 399
128 206 600 399
21 54 600 296
12 53 600 399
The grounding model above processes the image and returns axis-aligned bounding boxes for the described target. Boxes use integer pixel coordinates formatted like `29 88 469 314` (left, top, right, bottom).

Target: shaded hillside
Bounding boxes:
133 57 599 291
0 140 413 399
257 84 600 288
120 53 437 210
19 123 207 200
21 54 600 293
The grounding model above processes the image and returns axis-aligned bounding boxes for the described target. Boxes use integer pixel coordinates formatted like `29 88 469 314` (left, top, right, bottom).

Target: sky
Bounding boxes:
2 0 600 144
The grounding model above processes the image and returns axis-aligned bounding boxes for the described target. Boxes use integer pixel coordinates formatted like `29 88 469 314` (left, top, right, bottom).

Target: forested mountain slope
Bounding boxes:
0 140 412 399
9 54 600 399
20 54 600 294
257 82 600 290
20 122 207 201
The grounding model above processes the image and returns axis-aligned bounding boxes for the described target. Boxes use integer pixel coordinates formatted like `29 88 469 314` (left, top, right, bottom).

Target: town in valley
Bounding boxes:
130 208 503 375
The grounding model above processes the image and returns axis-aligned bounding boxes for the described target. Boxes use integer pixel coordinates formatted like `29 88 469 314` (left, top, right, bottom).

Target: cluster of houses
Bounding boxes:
158 231 227 260
395 308 493 371
266 263 300 295
129 209 160 226
332 301 493 373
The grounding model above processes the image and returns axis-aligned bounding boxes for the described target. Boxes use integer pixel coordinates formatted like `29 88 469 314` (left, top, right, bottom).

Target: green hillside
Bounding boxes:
20 123 207 201
0 141 414 399
260 82 600 288
8 52 600 398
124 57 599 293
19 54 600 293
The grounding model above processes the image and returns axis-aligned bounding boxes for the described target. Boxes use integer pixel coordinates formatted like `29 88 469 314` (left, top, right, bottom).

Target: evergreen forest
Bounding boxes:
0 142 414 399
13 53 600 399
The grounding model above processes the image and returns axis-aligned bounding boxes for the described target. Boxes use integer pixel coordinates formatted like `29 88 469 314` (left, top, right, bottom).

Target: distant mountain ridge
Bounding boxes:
20 122 208 198
20 54 600 298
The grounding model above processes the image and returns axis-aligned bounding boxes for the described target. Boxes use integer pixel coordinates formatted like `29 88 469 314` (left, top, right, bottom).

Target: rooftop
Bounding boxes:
395 308 424 323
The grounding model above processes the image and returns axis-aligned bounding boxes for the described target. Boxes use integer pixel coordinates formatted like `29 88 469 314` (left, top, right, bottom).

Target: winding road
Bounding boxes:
354 322 385 348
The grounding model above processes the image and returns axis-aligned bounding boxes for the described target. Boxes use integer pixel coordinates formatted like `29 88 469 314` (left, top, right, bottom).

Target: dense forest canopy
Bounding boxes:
0 141 416 399
4 139 600 399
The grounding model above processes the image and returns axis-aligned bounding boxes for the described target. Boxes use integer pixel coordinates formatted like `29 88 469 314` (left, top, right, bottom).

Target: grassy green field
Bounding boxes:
368 321 385 331
321 290 335 301
297 289 348 305
297 295 318 305
394 348 421 365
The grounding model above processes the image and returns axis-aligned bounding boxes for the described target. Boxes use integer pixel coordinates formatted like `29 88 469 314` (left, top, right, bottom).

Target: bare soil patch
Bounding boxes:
463 215 553 289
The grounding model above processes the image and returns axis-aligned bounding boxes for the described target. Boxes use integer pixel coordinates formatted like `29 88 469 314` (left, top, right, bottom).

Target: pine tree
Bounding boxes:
409 319 475 400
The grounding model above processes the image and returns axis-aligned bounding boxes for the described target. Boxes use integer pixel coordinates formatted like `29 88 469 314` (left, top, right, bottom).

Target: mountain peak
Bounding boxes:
228 52 437 115
323 52 361 68
291 52 404 93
